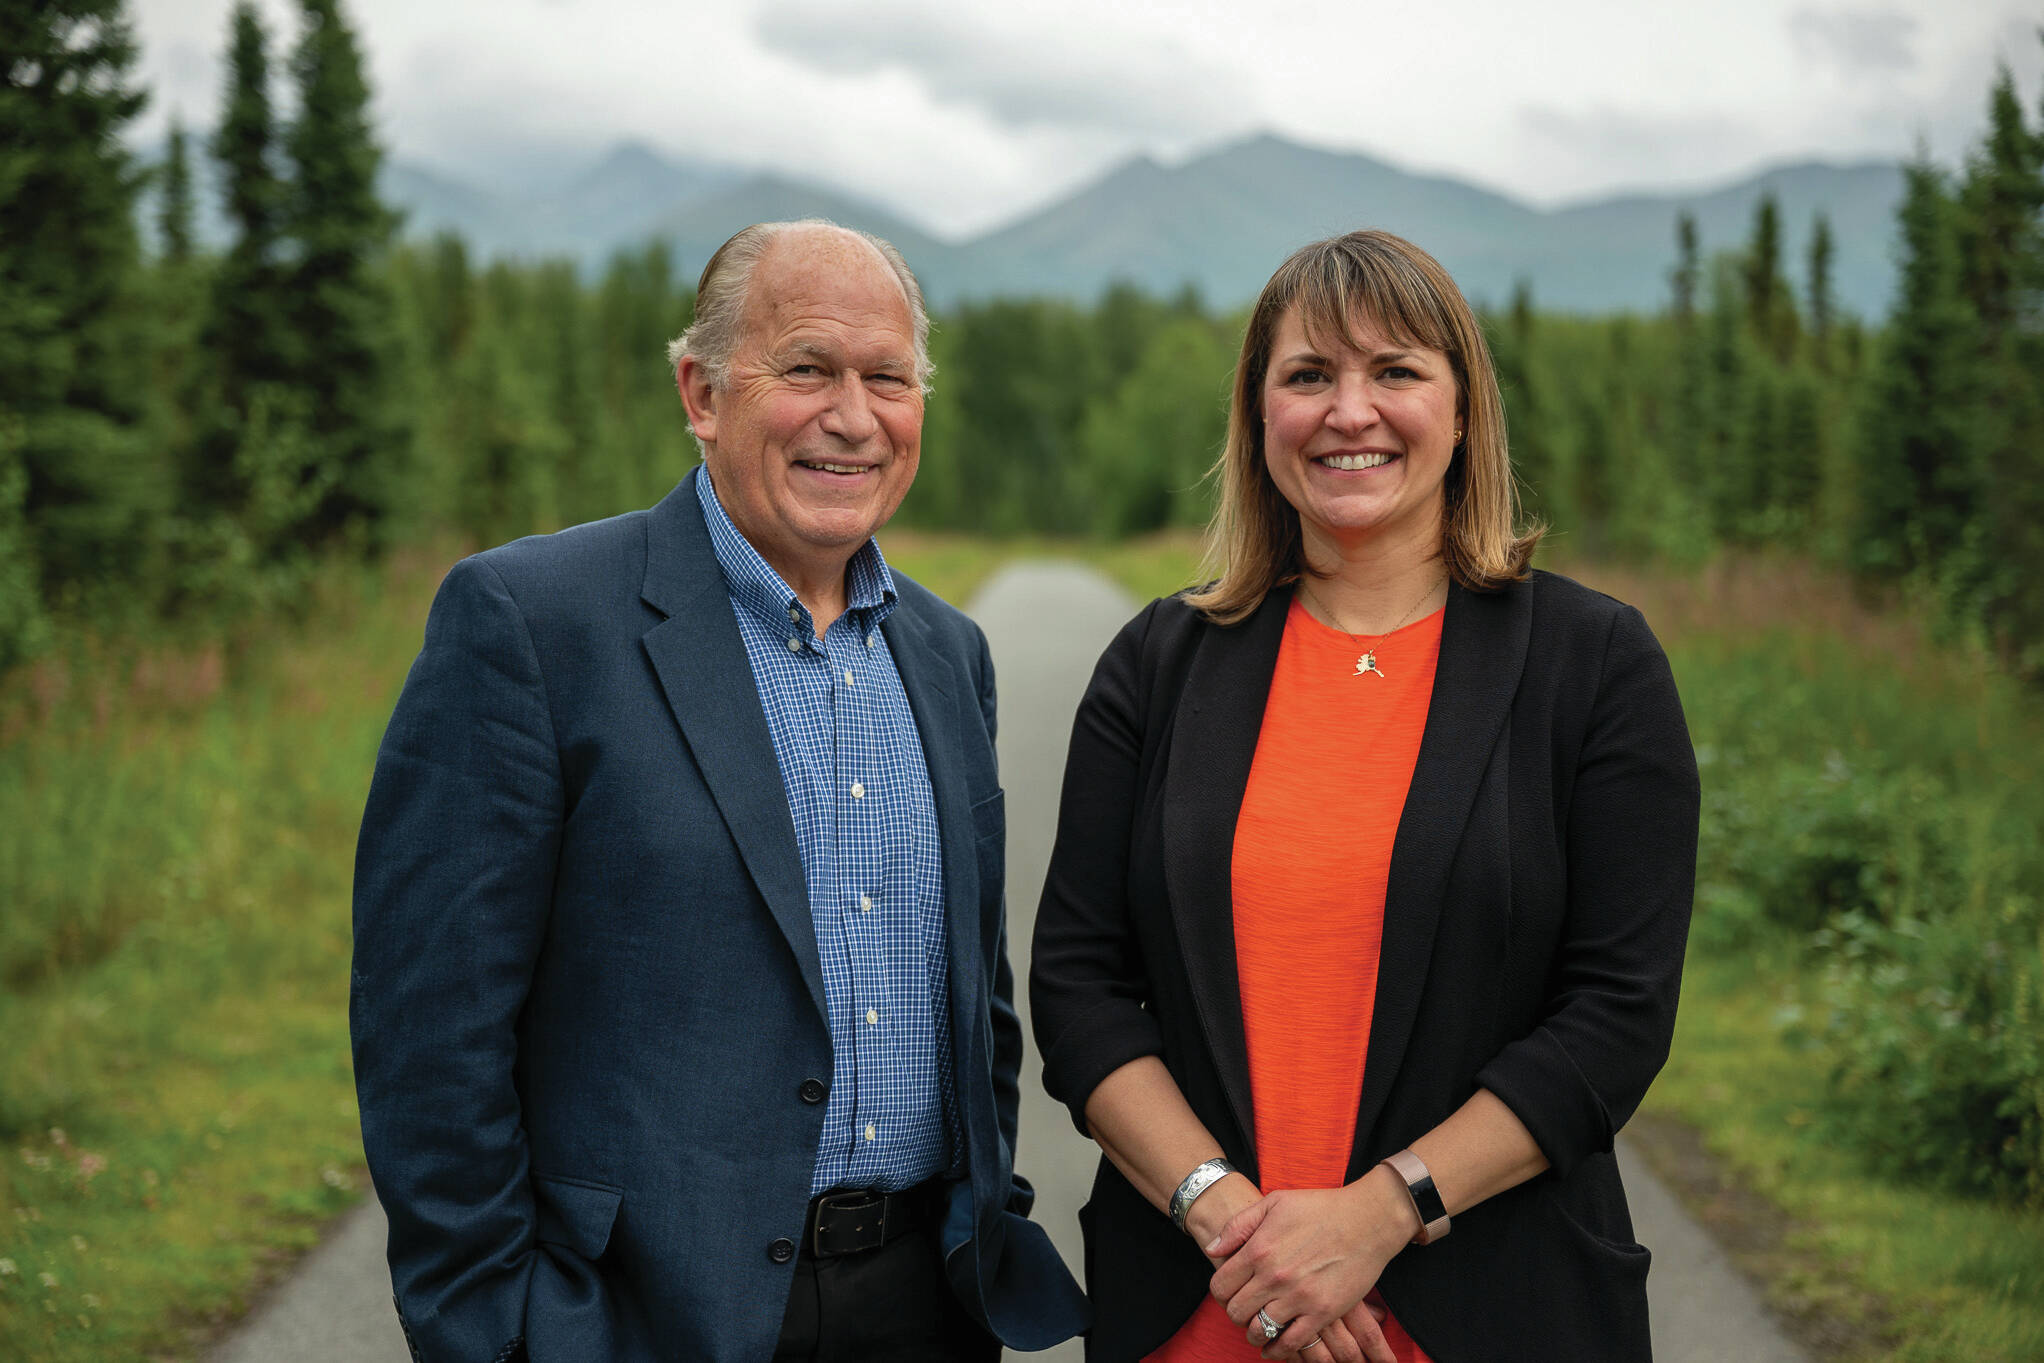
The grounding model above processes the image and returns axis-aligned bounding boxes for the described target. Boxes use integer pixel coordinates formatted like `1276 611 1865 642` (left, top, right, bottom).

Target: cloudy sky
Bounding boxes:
130 0 2042 238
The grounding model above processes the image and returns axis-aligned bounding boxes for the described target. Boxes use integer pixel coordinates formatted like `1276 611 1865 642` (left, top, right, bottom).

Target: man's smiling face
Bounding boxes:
684 226 924 591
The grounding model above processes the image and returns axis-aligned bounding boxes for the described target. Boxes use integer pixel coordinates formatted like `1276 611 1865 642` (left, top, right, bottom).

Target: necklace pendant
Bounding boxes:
1355 651 1384 678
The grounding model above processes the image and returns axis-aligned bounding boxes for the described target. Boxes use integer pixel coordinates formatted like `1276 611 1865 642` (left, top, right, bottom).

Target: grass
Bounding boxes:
1647 950 2044 1360
2 533 2039 1361
1582 554 2044 1362
0 548 444 1360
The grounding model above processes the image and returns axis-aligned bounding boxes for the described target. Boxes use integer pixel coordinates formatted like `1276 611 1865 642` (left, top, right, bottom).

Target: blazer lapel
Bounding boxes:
638 470 826 1022
1160 590 1290 1168
1347 581 1532 1176
882 605 987 1086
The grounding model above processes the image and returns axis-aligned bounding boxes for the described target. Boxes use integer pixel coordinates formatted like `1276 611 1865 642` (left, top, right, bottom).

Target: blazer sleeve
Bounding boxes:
1030 601 1171 1136
350 555 560 1362
974 621 1033 1212
1473 603 1701 1177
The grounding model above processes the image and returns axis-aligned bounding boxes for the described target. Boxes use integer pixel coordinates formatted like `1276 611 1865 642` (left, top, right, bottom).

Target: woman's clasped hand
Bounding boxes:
1202 1177 1415 1363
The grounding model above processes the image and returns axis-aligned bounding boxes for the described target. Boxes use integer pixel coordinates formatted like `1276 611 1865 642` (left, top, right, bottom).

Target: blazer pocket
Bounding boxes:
532 1174 624 1260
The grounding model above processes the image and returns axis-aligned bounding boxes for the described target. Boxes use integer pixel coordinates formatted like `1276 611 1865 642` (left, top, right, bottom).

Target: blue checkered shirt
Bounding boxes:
696 471 958 1194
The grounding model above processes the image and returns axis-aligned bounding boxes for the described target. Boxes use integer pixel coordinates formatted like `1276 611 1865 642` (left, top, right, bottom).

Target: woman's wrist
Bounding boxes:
1183 1171 1260 1249
1346 1163 1424 1261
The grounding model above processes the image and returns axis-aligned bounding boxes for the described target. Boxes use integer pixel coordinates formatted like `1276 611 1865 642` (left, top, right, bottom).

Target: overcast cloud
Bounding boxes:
128 0 2042 238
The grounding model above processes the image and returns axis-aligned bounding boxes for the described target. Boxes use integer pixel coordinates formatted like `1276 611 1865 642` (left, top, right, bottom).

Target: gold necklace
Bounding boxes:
1299 573 1445 679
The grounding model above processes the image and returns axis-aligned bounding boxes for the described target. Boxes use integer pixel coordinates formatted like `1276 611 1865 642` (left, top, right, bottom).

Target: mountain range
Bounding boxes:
167 131 1910 316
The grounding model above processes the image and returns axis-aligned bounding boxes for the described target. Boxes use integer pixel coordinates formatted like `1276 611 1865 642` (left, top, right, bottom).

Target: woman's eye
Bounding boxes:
1286 368 1327 385
1382 365 1417 380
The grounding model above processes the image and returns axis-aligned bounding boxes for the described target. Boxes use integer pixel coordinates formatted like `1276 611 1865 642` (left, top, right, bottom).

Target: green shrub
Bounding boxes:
1816 900 2044 1204
1695 757 1967 938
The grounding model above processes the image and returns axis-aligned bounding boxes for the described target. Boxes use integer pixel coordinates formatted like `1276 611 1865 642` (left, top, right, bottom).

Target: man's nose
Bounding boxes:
821 375 882 443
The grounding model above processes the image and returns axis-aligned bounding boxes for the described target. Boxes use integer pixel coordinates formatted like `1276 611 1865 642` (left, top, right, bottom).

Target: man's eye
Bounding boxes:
788 363 822 376
869 372 906 386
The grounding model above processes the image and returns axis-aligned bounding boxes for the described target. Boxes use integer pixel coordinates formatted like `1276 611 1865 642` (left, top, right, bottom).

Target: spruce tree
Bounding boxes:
1956 65 2043 344
284 0 407 544
159 119 195 263
1741 193 1796 360
1807 213 1834 367
195 0 297 532
1856 156 1982 577
1962 55 2044 672
1670 213 1699 323
0 0 156 650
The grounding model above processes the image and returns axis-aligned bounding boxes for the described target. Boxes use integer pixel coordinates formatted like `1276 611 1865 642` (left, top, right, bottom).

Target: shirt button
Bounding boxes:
850 781 864 799
843 668 855 686
865 1124 877 1142
859 894 873 912
799 1078 827 1104
787 606 800 621
865 634 876 649
768 1237 795 1264
785 636 802 652
866 1007 879 1025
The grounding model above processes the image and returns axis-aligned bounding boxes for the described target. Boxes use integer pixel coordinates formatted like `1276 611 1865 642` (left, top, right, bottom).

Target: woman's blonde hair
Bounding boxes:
1184 229 1541 624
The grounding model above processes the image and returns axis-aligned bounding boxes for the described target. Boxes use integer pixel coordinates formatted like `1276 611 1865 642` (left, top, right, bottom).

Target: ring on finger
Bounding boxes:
1255 1307 1284 1343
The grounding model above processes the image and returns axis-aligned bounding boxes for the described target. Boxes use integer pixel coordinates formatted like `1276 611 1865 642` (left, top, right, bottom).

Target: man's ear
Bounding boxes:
677 355 718 446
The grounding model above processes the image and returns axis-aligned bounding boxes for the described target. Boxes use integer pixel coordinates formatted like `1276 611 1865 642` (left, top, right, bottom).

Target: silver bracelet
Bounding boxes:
1168 1157 1237 1235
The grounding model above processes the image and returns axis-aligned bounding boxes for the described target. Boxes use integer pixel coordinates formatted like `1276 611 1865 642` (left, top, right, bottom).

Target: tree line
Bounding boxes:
4 2 2043 678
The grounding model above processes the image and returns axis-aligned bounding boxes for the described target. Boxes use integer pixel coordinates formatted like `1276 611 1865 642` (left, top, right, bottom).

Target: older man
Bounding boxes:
351 221 1086 1363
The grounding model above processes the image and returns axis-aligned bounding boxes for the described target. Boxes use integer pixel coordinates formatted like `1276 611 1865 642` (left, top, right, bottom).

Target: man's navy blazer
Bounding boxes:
351 467 1087 1363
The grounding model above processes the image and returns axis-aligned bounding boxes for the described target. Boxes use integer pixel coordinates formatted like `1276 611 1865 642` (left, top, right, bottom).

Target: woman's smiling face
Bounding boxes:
1260 303 1461 558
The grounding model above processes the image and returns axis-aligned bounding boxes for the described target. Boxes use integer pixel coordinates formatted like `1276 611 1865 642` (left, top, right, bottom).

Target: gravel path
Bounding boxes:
210 559 1805 1363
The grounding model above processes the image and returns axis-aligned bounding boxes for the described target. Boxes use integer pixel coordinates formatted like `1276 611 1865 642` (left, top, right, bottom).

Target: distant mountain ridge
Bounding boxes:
151 131 1908 316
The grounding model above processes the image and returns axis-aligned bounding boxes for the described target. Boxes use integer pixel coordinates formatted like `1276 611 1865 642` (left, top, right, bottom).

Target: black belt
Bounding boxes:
804 1183 938 1259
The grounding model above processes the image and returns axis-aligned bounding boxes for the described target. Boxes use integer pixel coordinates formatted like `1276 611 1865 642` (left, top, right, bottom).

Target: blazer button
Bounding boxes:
768 1237 795 1264
799 1078 827 1104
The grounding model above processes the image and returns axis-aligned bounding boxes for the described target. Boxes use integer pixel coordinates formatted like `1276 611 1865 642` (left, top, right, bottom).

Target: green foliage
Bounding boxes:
1677 604 2044 1205
1075 314 1232 535
0 0 158 620
1857 157 1984 579
1817 900 2044 1203
0 422 50 670
156 118 193 263
1806 212 1834 358
284 0 408 544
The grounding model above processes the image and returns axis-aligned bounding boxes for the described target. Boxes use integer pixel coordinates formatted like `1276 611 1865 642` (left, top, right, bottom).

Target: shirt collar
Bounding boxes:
696 465 899 638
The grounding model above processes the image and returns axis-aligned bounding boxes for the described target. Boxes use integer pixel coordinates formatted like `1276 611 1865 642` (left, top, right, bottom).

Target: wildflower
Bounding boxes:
76 1154 106 1179
39 1272 57 1289
0 1258 16 1275
70 1236 87 1253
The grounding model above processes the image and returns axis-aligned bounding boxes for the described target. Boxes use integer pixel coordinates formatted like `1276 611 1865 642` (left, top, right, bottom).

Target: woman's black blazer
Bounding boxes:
1029 571 1701 1363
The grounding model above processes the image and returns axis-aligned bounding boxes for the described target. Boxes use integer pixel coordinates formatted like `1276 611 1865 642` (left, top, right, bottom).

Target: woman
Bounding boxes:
1029 230 1700 1363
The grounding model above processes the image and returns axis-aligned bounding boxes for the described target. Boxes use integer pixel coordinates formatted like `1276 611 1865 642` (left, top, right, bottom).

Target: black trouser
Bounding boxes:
771 1201 1001 1363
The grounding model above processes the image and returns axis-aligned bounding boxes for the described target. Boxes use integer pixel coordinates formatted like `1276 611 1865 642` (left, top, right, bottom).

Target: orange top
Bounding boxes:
1147 597 1442 1363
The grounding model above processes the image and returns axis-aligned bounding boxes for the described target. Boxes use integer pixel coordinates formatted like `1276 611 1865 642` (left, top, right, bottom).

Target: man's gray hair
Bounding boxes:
665 219 934 395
